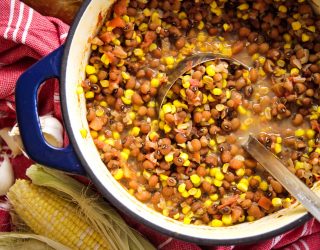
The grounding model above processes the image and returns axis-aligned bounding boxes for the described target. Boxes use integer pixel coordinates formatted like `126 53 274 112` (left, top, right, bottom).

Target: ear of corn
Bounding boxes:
7 179 109 250
8 164 155 250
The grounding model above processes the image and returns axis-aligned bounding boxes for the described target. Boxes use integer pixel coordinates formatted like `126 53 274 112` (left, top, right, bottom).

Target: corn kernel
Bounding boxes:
274 143 282 154
215 171 224 181
85 65 96 75
114 168 124 180
306 129 315 139
181 190 190 198
253 176 262 182
292 21 302 31
121 96 131 105
212 88 222 96
204 199 213 207
173 213 180 220
223 23 230 31
76 86 84 95
183 160 191 167
163 124 172 133
277 60 285 68
210 193 219 201
95 108 104 117
209 167 219 177
222 214 233 226
120 150 130 160
211 219 223 227
190 174 201 186
100 53 110 65
308 139 315 147
90 130 98 139
178 183 186 193
236 168 245 177
178 11 187 19
283 33 291 42
188 188 198 196
100 80 109 87
237 182 248 192
247 216 255 222
278 5 287 13
315 148 320 154
237 105 247 115
272 198 282 207
131 127 140 136
194 189 202 199
88 75 98 84
85 91 94 99
183 217 191 224
301 33 310 42
182 206 191 215
151 78 160 88
238 3 249 10
80 128 87 138
295 161 304 170
165 153 174 162
148 101 156 108
182 80 190 89
290 68 300 76
198 21 205 30
133 48 144 57
238 215 245 223
165 56 175 65
180 152 189 161
159 174 168 181
213 179 222 187
206 65 216 76
121 71 130 80
213 7 223 16
259 181 268 191
162 208 169 217
307 26 316 32
295 128 305 137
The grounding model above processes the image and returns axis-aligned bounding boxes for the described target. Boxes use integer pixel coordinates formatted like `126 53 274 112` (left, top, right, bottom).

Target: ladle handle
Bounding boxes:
243 136 320 222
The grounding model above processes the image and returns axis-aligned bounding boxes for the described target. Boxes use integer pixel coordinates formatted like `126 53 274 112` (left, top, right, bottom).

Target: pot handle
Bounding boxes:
15 46 85 175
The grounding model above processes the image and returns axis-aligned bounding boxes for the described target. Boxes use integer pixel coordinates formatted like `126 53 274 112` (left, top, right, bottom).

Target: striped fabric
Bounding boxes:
0 0 319 249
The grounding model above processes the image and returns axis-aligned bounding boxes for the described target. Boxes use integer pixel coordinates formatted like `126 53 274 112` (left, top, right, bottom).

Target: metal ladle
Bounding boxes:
157 52 320 222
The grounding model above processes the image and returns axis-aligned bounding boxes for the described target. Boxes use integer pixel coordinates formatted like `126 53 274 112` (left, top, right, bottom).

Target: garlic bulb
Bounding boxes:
0 155 14 196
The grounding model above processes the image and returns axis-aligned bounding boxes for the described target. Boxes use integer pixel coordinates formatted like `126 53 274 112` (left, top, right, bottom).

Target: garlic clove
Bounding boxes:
0 155 14 196
0 128 22 157
39 115 64 148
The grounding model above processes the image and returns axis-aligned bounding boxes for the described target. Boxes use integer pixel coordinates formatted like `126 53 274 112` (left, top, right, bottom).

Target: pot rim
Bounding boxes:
60 0 311 246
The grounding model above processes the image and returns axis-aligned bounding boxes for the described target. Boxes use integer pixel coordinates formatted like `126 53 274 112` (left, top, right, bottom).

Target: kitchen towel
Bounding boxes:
0 0 319 249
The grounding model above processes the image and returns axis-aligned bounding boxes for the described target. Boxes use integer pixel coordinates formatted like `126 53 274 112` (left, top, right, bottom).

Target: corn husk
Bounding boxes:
22 164 155 250
0 233 70 250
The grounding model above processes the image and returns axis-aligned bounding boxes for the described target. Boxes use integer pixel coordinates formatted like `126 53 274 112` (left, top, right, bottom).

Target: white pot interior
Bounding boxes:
63 0 320 244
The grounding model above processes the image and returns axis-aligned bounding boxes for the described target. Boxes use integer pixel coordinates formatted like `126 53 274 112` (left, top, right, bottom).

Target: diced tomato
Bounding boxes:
113 46 127 58
105 51 116 63
258 196 272 211
218 195 239 209
89 117 104 131
114 0 127 16
141 31 157 49
108 16 126 28
100 31 115 43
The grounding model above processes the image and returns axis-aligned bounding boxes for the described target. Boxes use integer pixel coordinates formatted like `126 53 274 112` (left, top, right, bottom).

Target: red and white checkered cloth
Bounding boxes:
0 0 319 249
